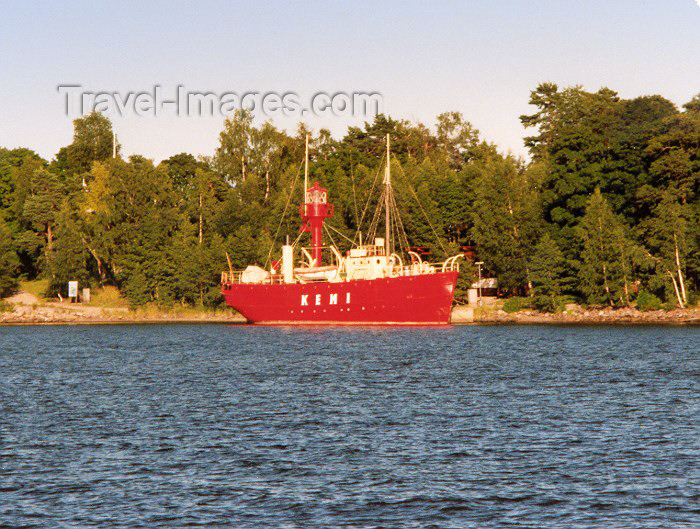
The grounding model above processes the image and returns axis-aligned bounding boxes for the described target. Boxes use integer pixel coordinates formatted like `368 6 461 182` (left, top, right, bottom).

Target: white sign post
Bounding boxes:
68 281 78 300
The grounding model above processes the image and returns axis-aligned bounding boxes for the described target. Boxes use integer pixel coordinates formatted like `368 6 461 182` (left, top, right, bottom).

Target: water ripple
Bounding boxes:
1 323 699 528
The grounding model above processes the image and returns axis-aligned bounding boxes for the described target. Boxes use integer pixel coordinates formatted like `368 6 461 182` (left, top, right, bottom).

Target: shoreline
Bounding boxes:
0 320 247 326
2 300 699 326
462 306 700 325
0 297 247 325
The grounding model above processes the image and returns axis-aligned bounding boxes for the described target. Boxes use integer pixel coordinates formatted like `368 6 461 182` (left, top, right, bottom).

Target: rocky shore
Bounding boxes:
0 292 245 325
2 292 698 325
471 305 700 324
0 305 245 324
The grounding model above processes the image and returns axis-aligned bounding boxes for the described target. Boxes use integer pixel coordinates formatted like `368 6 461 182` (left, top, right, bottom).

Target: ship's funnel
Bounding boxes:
282 245 293 284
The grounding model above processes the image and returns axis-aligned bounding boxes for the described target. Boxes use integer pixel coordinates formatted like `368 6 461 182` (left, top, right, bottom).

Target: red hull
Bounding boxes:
222 271 459 325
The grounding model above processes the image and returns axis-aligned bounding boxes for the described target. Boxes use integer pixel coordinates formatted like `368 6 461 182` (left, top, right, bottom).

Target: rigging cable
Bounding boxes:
350 163 360 228
325 222 356 245
323 224 340 258
366 186 386 244
396 157 448 256
264 161 303 269
353 152 385 244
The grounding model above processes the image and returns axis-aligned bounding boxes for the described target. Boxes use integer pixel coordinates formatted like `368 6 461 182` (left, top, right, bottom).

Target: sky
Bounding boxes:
1 0 699 163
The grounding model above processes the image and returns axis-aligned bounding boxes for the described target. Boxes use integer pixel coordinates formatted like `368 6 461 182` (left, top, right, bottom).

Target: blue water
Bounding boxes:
1 324 699 528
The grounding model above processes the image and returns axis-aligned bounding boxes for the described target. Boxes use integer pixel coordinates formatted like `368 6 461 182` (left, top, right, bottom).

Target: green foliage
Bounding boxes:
502 296 531 313
532 295 557 313
527 234 570 312
47 204 91 297
577 189 638 306
529 233 566 298
531 295 569 313
636 290 662 311
452 260 475 305
64 111 118 179
0 89 698 312
162 152 206 193
19 279 49 300
521 84 699 307
0 147 44 218
470 153 541 293
0 218 19 296
637 191 694 307
687 290 699 307
661 299 678 311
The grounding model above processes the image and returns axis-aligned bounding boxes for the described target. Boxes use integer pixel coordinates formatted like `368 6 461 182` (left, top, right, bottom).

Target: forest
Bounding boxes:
0 83 699 311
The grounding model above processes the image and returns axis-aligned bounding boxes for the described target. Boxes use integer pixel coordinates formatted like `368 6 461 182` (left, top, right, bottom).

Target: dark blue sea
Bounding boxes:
1 324 699 528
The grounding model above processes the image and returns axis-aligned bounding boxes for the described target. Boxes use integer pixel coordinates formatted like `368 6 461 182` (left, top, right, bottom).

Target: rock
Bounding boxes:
451 306 474 323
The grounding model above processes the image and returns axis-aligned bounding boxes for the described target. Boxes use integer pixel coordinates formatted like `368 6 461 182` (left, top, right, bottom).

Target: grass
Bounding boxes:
472 301 503 319
85 287 236 318
124 303 240 321
19 279 49 301
85 286 130 308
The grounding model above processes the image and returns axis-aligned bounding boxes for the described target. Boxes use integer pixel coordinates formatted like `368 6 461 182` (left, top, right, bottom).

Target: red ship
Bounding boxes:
221 135 462 325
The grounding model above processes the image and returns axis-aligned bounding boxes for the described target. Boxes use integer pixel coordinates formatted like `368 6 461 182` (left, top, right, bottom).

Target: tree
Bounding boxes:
214 109 254 186
636 104 700 304
528 233 566 311
48 203 91 297
168 226 228 306
0 148 44 219
638 192 693 307
8 157 55 278
435 111 480 170
518 83 697 307
522 85 623 229
606 95 678 220
23 169 64 253
470 152 541 293
684 93 700 114
162 152 206 194
645 111 700 206
79 156 179 305
64 111 118 180
0 219 19 296
577 189 638 306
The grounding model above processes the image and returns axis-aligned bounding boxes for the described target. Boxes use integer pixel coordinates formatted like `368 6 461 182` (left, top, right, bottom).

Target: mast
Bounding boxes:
304 134 309 215
299 134 333 267
384 133 391 257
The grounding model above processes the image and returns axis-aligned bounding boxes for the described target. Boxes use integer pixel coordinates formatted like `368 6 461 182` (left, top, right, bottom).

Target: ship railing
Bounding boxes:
358 245 386 257
386 256 461 278
298 245 345 268
441 254 463 272
385 264 437 278
221 271 288 285
222 255 462 285
221 271 240 284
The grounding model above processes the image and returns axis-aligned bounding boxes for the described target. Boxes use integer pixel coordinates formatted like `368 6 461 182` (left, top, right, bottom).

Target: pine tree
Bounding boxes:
0 219 19 296
48 204 91 297
638 192 692 307
578 189 636 306
529 233 566 311
23 168 65 255
470 153 541 293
